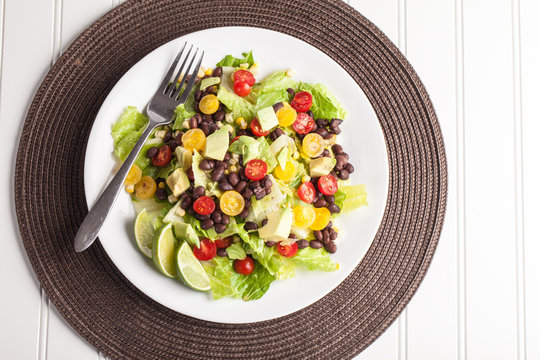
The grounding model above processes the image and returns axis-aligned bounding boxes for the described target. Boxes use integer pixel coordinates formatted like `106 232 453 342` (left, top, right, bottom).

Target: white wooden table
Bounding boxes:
2 0 539 359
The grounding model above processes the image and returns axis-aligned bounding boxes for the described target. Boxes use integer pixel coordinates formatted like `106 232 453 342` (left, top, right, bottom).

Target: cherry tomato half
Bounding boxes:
298 181 316 204
214 237 232 249
290 91 313 112
151 145 173 167
250 118 270 137
192 195 216 215
318 174 338 195
193 238 216 261
245 159 268 181
233 69 256 86
233 80 251 97
234 256 255 275
292 113 315 134
277 241 298 258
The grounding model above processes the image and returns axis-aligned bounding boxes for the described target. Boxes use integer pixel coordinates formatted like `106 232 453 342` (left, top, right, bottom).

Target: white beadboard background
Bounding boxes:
1 0 539 359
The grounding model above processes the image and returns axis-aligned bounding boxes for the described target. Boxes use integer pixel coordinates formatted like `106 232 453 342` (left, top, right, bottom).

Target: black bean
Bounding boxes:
192 186 205 199
265 241 276 247
345 163 354 173
289 233 297 239
162 131 171 143
235 180 247 193
208 123 218 135
194 90 203 101
330 171 338 180
269 131 277 141
335 155 348 170
217 248 228 257
186 168 195 182
265 187 272 195
339 169 350 180
324 195 335 203
329 228 338 240
265 179 273 189
211 211 222 223
296 239 309 249
243 199 251 209
212 66 223 77
175 133 184 145
242 188 253 199
274 128 285 137
327 203 341 214
316 118 329 127
323 132 334 140
146 147 159 158
313 230 323 242
224 152 231 161
195 213 210 221
261 218 268 226
199 159 213 170
192 113 201 125
244 222 258 231
310 240 323 249
221 214 230 225
313 198 327 208
331 127 341 135
200 122 210 136
316 191 324 200
253 187 266 200
296 133 305 141
169 140 179 151
237 129 248 136
304 109 313 118
213 110 225 123
228 172 239 186
314 127 328 137
331 144 343 154
286 88 295 97
201 219 214 230
249 181 260 189
239 208 249 218
330 118 343 128
188 207 195 215
211 166 225 182
321 229 330 244
326 221 333 230
155 188 167 201
219 181 233 191
273 102 284 112
322 149 330 157
215 223 227 234
324 242 337 254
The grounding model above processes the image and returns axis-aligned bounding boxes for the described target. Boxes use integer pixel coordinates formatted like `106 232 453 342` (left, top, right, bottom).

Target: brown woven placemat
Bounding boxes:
14 0 447 359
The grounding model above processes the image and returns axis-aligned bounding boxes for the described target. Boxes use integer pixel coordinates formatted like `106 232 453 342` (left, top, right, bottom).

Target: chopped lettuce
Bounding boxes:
226 242 247 260
297 82 347 120
203 257 237 299
215 50 255 67
254 137 278 172
217 84 255 120
334 184 368 213
228 135 259 156
254 90 290 111
112 106 148 144
252 71 298 98
228 136 277 172
293 247 338 272
172 104 195 130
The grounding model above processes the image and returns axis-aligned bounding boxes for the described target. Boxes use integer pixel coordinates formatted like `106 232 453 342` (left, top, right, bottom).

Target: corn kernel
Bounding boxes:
240 120 248 130
197 68 205 78
224 169 230 175
158 182 165 189
230 165 238 172
168 194 178 203
235 117 245 125
125 184 134 193
175 207 186 217
205 68 213 76
286 69 295 77
239 63 249 69
293 151 300 160
225 124 234 134
182 120 189 128
302 175 311 183
217 121 224 128
225 113 234 123
154 130 166 139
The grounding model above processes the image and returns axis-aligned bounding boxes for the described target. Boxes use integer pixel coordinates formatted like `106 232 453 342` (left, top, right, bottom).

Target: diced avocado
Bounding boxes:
200 76 221 90
270 134 295 155
204 126 229 161
175 146 193 170
309 157 336 177
256 106 279 132
166 168 190 197
172 221 199 248
257 207 293 242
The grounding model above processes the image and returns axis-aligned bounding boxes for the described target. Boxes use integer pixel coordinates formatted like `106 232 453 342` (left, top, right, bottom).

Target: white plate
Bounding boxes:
84 27 388 323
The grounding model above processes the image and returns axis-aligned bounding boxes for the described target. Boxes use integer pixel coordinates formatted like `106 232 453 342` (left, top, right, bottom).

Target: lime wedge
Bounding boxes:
175 241 211 291
152 224 178 278
134 209 154 258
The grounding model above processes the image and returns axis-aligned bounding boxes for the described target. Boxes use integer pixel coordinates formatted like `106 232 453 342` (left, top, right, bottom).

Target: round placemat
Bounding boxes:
15 0 447 359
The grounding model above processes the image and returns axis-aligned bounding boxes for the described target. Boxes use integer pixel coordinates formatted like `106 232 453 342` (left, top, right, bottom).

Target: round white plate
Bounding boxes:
84 26 388 323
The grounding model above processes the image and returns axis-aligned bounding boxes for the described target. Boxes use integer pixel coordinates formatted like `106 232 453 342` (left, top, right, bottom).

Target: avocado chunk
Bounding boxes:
200 76 221 90
309 157 336 177
166 168 190 197
258 207 293 242
172 221 200 248
204 126 229 161
256 106 279 132
270 134 295 155
175 146 193 170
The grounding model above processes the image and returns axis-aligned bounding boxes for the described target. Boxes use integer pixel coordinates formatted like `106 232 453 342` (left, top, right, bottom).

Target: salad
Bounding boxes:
112 51 368 301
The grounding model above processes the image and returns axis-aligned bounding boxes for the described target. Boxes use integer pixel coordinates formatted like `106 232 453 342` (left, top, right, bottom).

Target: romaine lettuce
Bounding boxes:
293 247 338 272
112 106 148 144
297 82 347 120
334 184 368 213
172 104 195 130
215 51 255 67
251 71 298 97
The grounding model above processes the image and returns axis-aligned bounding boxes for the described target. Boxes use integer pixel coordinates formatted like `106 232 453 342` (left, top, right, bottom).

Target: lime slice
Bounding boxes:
175 241 211 291
134 209 154 258
152 224 178 278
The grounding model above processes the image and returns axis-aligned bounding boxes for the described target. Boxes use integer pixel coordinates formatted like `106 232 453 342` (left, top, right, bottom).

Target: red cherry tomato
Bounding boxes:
193 238 217 261
233 80 251 97
318 174 338 195
234 256 255 275
277 242 298 258
250 118 270 137
192 195 216 215
298 181 316 204
151 145 173 167
214 237 232 249
292 113 315 134
245 159 268 181
233 69 256 86
290 91 313 112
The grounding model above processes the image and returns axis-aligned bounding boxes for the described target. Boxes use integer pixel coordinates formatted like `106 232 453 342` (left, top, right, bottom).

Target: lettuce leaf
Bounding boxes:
215 50 255 67
252 71 298 98
334 184 368 213
172 104 195 130
112 106 148 144
227 136 277 172
293 247 338 272
297 82 347 120
217 84 255 120
203 257 238 299
254 90 290 111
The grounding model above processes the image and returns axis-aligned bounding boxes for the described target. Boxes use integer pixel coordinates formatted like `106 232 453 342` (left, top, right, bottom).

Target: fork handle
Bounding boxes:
74 122 157 252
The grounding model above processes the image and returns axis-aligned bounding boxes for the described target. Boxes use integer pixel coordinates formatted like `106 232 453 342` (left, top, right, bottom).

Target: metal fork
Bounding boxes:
74 43 204 252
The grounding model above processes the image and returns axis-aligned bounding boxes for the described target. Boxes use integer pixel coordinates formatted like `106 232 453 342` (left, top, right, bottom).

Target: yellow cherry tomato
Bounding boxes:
199 94 220 115
310 207 331 230
275 105 297 127
134 176 157 200
182 128 206 153
124 164 142 185
220 190 245 216
293 205 316 228
273 161 296 181
302 133 325 158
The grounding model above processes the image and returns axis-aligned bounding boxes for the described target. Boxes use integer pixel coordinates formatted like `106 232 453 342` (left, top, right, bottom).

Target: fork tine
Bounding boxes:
177 51 205 103
169 45 195 97
158 42 186 94
173 48 199 98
